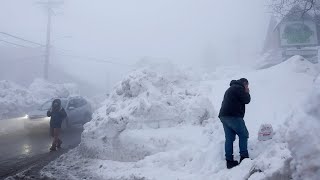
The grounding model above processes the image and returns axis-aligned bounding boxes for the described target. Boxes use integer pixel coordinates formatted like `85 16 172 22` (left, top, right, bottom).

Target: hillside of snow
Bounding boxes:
0 79 78 120
41 56 320 180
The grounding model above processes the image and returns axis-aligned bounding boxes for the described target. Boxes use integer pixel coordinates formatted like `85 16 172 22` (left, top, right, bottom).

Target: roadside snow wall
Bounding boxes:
79 66 215 161
0 79 77 119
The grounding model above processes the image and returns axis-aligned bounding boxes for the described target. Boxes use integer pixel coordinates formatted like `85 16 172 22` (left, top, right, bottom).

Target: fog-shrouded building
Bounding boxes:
263 5 320 64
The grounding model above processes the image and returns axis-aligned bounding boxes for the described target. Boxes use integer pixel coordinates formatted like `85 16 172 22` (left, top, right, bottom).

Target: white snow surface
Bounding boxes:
0 78 78 120
41 56 320 180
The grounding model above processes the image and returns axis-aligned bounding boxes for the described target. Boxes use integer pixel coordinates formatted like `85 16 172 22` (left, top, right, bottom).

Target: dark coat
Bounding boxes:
47 100 67 128
218 80 251 118
47 108 67 128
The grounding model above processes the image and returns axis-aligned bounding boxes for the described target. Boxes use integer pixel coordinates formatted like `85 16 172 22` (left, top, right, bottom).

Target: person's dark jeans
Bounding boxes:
220 117 249 161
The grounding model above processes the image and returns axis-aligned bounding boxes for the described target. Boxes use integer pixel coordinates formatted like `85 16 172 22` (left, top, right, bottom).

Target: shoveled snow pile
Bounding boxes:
29 78 79 104
283 75 320 180
0 79 78 120
79 65 215 162
0 80 34 119
255 49 283 69
41 56 320 180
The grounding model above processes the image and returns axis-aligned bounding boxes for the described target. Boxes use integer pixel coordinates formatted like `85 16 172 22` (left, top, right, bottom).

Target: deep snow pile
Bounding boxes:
29 78 79 104
0 79 78 120
0 80 34 119
283 75 320 180
79 65 215 162
41 56 320 180
255 49 283 69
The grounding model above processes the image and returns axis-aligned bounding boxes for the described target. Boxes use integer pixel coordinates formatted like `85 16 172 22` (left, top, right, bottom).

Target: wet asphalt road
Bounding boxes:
0 117 82 179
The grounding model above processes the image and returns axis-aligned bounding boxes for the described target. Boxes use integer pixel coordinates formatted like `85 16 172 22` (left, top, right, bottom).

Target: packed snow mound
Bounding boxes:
29 78 78 104
0 79 78 120
273 55 319 75
255 49 283 69
283 75 320 180
79 67 215 161
0 80 34 119
41 58 320 180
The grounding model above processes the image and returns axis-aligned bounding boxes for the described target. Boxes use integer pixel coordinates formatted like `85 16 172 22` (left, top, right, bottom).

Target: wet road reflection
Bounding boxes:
0 117 82 178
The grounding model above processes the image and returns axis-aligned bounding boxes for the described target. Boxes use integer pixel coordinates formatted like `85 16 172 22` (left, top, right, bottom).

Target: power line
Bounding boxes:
54 47 122 61
0 39 36 49
0 31 133 67
56 52 134 67
52 46 132 67
0 55 44 62
0 32 44 47
0 37 133 67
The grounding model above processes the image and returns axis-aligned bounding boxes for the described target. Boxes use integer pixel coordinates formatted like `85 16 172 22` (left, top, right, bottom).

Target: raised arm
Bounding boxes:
60 108 67 118
237 87 251 104
47 109 52 117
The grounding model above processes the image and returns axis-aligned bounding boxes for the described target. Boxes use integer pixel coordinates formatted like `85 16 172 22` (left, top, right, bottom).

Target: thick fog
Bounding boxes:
0 0 269 95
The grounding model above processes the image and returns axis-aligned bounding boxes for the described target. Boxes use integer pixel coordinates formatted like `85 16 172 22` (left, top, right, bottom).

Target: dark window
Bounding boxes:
68 98 86 109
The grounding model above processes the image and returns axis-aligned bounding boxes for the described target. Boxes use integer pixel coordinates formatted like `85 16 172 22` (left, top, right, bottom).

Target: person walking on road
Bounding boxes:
47 99 67 151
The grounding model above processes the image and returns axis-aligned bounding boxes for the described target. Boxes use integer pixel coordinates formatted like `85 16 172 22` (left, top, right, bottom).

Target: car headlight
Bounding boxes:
24 114 29 119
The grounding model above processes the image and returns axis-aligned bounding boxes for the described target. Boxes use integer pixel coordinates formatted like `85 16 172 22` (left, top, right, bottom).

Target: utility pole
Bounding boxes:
44 2 52 80
37 0 63 80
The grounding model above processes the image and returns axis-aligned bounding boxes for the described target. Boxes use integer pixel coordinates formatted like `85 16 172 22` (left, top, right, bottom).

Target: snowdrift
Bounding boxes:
283 75 320 180
0 79 78 120
41 56 320 180
0 80 34 119
79 66 215 161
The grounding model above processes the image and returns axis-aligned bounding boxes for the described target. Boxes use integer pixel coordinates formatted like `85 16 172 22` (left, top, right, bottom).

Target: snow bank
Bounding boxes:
0 80 34 119
255 49 283 69
29 78 79 104
41 56 320 180
283 75 320 180
79 65 215 161
0 79 78 120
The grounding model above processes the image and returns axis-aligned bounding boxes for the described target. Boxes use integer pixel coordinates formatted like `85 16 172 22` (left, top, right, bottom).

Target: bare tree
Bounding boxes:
269 0 320 17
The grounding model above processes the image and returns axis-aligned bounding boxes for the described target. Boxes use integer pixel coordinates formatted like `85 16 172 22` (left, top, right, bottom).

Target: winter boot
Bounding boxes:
57 139 62 149
226 160 239 169
240 156 249 163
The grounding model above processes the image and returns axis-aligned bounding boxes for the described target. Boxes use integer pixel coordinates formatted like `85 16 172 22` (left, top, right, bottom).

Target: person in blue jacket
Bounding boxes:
219 78 251 169
47 99 67 151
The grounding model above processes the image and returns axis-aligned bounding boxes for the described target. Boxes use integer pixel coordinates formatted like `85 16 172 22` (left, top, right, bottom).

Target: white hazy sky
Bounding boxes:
0 0 270 92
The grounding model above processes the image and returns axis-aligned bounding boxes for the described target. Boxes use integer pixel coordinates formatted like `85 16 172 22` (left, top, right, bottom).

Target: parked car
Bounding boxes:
24 96 93 130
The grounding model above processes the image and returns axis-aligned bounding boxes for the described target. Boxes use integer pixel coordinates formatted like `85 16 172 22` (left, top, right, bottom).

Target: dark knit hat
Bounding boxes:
238 78 249 85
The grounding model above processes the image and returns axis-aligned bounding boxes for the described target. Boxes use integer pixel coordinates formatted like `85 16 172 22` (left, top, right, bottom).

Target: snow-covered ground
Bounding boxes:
41 56 320 180
0 79 78 134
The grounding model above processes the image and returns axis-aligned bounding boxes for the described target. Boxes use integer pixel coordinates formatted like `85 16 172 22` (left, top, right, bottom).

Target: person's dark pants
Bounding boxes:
50 128 61 147
220 117 249 161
